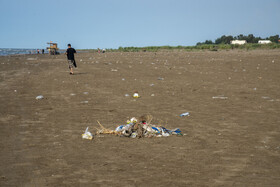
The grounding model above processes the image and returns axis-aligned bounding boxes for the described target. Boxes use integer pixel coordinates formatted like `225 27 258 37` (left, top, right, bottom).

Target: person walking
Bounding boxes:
65 44 77 75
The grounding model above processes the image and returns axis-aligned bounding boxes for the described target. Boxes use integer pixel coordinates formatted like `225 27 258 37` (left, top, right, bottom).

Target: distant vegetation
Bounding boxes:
82 34 280 52
116 34 279 52
197 34 279 45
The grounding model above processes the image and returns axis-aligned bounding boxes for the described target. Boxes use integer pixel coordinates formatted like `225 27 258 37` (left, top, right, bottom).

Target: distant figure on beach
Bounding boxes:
37 49 40 54
65 44 77 75
102 48 106 53
98 48 100 54
42 49 44 54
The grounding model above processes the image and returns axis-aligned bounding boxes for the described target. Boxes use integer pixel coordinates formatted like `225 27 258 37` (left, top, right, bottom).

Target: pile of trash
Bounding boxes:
95 115 182 138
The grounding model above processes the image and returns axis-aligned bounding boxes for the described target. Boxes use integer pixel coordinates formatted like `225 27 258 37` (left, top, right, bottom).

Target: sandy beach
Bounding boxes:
0 50 280 186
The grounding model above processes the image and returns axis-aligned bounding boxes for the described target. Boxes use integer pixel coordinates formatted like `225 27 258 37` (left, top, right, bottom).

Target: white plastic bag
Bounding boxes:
82 127 93 140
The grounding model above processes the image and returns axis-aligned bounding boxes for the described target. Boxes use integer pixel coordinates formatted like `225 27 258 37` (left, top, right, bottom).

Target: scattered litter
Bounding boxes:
180 112 190 117
70 93 76 96
115 125 124 132
130 132 138 138
151 94 155 97
81 101 89 104
212 96 228 99
14 90 17 93
150 83 155 86
133 92 140 98
122 78 125 81
97 115 183 138
36 95 44 100
158 77 164 80
111 69 118 72
80 59 83 61
125 94 130 97
82 127 93 140
261 96 270 99
83 92 89 95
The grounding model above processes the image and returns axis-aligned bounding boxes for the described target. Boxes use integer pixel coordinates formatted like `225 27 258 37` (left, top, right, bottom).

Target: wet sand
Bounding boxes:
0 50 280 186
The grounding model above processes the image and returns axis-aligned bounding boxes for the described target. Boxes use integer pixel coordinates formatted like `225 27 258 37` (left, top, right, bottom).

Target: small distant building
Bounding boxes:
258 40 272 44
230 40 247 45
47 41 59 55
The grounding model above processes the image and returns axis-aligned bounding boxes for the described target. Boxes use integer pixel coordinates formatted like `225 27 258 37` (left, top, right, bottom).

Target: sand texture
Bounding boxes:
0 50 280 186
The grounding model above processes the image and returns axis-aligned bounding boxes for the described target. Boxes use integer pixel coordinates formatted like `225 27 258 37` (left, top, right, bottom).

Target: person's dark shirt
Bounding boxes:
66 48 76 60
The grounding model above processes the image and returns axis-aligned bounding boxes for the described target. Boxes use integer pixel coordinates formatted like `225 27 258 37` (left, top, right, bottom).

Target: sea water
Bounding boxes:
0 48 67 56
0 48 37 56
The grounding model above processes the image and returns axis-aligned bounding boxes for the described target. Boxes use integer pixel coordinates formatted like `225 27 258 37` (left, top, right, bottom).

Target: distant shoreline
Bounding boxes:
0 48 66 56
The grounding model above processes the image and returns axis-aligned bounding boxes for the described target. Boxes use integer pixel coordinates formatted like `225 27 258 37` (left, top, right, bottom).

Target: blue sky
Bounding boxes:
0 0 279 49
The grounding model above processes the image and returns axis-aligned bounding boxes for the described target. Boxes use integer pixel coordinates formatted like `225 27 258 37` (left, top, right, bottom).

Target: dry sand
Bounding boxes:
0 50 280 186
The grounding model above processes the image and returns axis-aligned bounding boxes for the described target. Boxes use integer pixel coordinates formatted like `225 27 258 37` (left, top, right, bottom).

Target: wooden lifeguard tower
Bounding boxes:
47 41 59 55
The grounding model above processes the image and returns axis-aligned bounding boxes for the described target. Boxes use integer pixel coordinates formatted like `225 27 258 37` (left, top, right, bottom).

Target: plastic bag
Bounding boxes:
82 127 93 140
115 125 124 132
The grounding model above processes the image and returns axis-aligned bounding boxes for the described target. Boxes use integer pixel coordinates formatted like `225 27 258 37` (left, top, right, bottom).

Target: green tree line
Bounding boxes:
82 34 280 52
197 34 279 45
